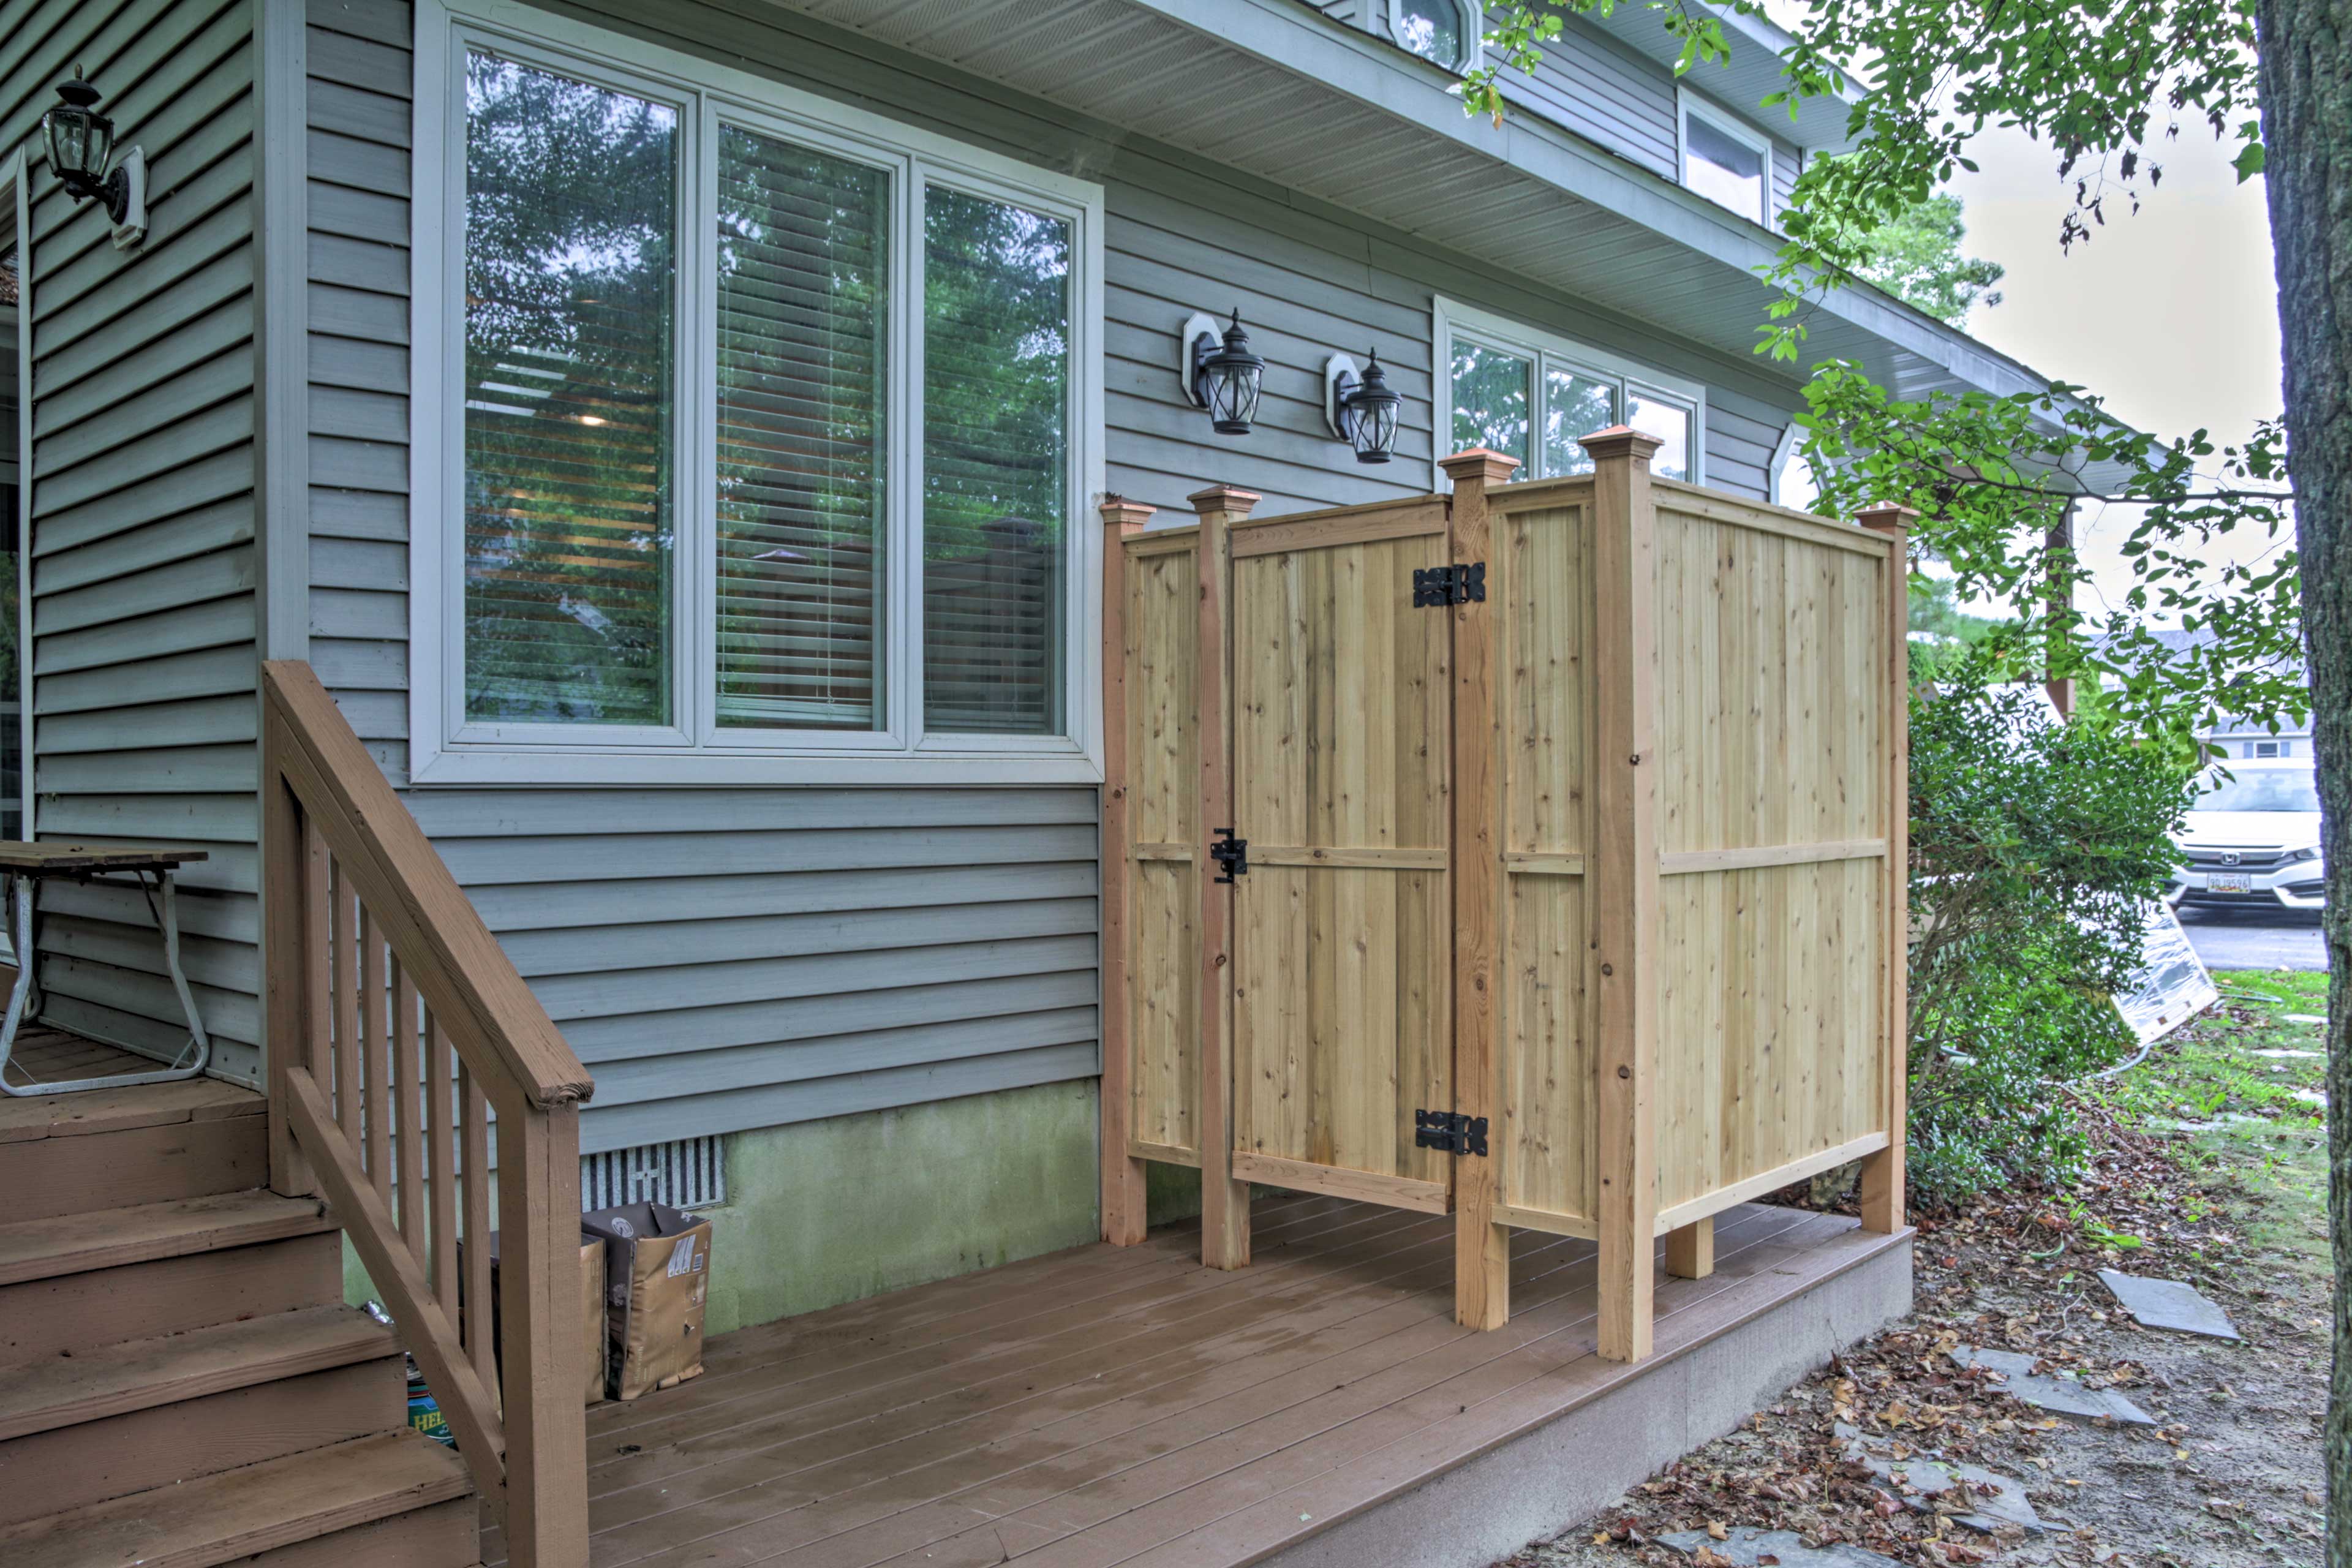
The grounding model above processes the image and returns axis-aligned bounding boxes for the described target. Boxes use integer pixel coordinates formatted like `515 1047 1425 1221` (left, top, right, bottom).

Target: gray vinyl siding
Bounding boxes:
293 0 1803 1147
1513 15 1681 181
6 0 263 1082
1308 2 1801 212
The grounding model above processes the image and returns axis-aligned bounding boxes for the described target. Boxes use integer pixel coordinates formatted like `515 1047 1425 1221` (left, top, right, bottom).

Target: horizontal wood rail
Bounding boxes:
262 660 590 1568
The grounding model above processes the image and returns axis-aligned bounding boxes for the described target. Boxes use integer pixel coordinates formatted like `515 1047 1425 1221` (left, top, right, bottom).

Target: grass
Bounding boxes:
2084 965 2332 1288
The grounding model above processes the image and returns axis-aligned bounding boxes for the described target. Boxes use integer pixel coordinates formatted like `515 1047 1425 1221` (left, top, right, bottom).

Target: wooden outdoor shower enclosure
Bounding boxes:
1098 431 1913 1362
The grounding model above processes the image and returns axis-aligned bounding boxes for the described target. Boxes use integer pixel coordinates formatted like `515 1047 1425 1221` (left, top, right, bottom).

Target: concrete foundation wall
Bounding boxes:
347 1080 1208 1335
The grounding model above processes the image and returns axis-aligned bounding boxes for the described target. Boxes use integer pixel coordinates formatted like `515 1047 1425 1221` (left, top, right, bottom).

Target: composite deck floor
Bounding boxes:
539 1193 1894 1568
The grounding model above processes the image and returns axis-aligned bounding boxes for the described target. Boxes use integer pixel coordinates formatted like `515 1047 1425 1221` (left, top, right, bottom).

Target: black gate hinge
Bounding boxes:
1210 828 1249 883
1412 561 1486 608
1414 1109 1488 1158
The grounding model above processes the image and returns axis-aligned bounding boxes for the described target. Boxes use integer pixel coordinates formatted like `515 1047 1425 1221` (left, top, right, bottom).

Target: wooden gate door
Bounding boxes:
1224 502 1457 1215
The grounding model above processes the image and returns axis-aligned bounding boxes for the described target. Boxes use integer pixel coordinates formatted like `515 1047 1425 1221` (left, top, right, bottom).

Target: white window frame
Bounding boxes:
1382 0 1484 74
1676 86 1776 227
410 1 1107 787
1431 298 1706 491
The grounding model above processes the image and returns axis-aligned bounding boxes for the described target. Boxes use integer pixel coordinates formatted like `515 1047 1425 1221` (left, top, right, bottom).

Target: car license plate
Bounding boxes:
2209 873 2253 894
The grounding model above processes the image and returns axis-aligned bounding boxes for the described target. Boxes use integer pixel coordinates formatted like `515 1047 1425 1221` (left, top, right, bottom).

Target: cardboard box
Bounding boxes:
580 1202 710 1401
480 1234 610 1405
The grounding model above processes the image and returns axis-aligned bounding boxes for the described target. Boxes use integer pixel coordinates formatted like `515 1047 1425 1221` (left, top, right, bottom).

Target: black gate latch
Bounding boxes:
1210 829 1249 883
1414 1109 1488 1157
1411 562 1486 608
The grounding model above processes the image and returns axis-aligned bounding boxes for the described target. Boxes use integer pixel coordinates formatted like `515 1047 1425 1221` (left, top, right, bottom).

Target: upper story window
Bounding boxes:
1679 90 1773 225
1434 300 1704 486
1390 0 1477 70
413 4 1104 786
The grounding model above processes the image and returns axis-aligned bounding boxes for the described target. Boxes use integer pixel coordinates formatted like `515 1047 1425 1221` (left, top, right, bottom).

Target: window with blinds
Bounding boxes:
462 52 677 726
715 126 889 732
432 18 1098 778
921 187 1069 737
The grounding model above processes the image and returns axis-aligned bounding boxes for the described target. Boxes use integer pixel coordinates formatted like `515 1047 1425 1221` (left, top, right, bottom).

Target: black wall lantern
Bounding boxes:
1324 349 1402 464
42 69 148 248
1178 309 1265 436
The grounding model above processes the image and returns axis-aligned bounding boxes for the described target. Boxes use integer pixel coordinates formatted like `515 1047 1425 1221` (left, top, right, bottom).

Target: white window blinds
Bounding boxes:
714 126 890 732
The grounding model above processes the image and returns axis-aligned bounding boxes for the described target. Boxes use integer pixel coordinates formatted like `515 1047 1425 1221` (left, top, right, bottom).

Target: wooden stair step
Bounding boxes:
0 1073 263 1145
0 1111 267 1221
0 1231 345 1366
0 1430 475 1568
0 1189 335 1287
0 1303 399 1441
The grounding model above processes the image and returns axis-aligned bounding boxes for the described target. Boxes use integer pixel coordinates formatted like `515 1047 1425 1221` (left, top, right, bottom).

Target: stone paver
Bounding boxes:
1658 1526 1904 1567
2098 1270 2242 1340
1952 1347 2157 1425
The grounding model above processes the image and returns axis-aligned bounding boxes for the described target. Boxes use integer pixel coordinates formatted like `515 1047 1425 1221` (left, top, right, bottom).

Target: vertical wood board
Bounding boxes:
1123 540 1200 1157
1226 535 1453 1195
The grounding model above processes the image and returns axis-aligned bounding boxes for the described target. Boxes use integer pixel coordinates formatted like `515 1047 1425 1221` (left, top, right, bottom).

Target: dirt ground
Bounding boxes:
1496 970 2334 1568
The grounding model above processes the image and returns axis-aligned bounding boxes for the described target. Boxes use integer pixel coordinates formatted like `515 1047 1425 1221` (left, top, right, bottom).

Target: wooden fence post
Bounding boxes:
1581 426 1664 1363
1856 502 1917 1237
1099 497 1156 1247
1439 449 1518 1330
260 718 317 1199
1191 483 1257 1271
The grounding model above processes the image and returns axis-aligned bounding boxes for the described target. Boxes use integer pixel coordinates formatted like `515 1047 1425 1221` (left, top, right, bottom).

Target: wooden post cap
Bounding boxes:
1186 483 1262 519
1099 496 1156 532
1577 425 1666 466
1855 501 1921 537
1439 448 1523 488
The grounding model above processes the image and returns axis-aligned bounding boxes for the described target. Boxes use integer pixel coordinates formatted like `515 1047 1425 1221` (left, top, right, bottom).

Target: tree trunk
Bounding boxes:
2250 0 2351 1555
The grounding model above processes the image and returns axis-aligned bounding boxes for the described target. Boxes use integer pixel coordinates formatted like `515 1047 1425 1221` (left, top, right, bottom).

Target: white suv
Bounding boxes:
2169 758 2326 913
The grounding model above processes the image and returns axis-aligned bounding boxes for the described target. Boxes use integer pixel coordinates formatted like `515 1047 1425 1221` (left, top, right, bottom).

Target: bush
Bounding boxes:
1904 662 2193 1205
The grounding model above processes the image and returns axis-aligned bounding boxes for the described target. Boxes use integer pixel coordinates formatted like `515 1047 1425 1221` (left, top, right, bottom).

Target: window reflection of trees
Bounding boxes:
922 188 1070 736
462 53 677 726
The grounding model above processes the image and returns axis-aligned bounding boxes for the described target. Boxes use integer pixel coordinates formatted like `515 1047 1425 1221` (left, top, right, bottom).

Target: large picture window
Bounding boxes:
414 7 1104 785
1434 300 1705 487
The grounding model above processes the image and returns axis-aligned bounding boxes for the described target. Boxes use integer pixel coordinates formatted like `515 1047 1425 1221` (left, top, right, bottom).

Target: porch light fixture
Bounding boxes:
1324 350 1401 464
42 69 148 248
1178 309 1265 436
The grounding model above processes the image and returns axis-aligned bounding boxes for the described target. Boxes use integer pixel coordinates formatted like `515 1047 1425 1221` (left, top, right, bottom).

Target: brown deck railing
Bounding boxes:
261 660 591 1568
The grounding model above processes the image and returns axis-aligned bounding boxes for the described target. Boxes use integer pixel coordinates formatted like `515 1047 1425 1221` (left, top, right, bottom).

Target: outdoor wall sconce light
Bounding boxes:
1178 309 1265 436
1324 350 1401 464
42 69 148 249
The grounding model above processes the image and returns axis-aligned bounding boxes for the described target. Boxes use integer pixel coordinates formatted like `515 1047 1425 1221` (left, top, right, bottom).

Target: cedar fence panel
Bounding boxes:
1097 434 1909 1360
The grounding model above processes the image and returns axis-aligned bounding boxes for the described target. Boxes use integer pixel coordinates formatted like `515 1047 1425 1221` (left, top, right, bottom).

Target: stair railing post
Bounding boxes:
495 1085 589 1568
1580 426 1665 1364
262 704 317 1199
1855 502 1918 1236
1190 482 1257 1272
1098 497 1157 1247
1439 448 1519 1330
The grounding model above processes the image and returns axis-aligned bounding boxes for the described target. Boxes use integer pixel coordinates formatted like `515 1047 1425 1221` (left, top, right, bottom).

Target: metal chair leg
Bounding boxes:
0 869 212 1096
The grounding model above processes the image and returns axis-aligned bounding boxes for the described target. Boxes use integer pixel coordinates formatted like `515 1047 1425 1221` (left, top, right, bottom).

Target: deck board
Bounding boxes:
0 1028 258 1139
552 1196 1899 1568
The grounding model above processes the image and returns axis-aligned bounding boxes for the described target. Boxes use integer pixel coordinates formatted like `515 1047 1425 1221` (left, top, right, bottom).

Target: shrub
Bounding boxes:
1904 662 2194 1205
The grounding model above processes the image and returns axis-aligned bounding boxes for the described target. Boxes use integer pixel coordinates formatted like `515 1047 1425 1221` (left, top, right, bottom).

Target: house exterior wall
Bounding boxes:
5 0 268 1083
1302 2 1806 225
293 0 1809 1169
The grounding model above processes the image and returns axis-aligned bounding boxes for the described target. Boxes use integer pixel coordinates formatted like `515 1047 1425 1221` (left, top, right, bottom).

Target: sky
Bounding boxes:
1941 123 2290 625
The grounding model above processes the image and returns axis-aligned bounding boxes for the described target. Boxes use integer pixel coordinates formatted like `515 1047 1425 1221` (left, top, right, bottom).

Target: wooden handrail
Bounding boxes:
263 663 590 1109
261 659 590 1568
